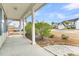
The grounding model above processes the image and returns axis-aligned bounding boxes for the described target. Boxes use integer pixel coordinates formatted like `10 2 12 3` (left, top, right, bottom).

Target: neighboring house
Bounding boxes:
63 18 79 29
58 23 65 29
52 23 58 29
52 22 65 29
63 20 75 29
75 18 79 29
52 18 79 30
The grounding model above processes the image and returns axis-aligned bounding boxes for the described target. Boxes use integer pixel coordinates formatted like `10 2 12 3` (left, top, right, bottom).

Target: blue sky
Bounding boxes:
27 3 79 24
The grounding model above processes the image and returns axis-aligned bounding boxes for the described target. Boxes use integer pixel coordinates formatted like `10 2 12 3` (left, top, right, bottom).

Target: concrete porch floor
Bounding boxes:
0 35 54 56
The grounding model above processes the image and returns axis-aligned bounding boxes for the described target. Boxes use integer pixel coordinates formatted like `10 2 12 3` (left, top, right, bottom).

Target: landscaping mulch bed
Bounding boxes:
36 36 79 47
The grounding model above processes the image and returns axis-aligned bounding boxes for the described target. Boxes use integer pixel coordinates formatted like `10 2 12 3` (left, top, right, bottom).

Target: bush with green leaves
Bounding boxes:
49 34 54 38
25 22 32 39
25 22 52 40
61 34 69 40
63 21 70 25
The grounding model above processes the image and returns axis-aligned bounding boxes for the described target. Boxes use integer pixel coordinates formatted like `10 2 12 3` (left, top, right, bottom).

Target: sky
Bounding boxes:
27 3 79 24
9 3 79 27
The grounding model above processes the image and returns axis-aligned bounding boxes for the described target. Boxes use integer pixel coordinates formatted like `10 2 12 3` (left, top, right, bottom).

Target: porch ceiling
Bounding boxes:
2 3 45 20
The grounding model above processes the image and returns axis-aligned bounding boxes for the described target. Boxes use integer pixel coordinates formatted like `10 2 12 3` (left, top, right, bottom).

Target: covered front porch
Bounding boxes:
0 35 53 56
0 3 46 46
0 3 55 56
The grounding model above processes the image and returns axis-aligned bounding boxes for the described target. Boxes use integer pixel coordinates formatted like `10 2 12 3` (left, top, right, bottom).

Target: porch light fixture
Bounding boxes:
13 7 17 11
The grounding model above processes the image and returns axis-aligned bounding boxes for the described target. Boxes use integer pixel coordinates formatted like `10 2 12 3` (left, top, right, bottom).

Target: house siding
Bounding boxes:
58 24 65 29
0 8 7 48
75 19 79 29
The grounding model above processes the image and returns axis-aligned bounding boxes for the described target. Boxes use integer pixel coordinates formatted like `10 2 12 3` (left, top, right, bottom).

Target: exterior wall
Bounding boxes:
0 8 2 35
0 33 6 48
58 24 65 29
75 19 79 29
0 8 7 48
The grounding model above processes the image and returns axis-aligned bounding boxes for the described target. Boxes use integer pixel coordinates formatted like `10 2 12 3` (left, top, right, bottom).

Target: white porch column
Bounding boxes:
23 18 25 38
6 19 8 39
19 19 22 35
32 8 36 45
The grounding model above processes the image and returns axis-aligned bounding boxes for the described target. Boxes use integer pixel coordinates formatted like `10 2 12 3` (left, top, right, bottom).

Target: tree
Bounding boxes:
51 22 55 25
63 21 73 29
63 21 70 25
25 22 52 40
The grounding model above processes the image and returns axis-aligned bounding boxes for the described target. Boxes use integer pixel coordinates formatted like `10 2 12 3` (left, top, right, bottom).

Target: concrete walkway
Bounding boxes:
44 45 79 56
0 35 53 56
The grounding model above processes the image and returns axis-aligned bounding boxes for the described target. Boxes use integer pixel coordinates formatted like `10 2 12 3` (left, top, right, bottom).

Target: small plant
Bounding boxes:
61 34 69 40
67 53 78 56
49 34 54 38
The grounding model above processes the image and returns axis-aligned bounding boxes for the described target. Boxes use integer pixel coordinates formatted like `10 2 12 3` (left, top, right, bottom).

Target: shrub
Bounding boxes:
67 53 78 56
25 22 52 40
61 34 69 40
25 22 32 39
49 34 54 38
63 21 70 25
35 22 52 37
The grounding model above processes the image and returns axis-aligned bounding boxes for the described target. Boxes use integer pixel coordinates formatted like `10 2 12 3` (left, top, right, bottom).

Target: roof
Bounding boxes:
56 18 79 25
64 18 79 22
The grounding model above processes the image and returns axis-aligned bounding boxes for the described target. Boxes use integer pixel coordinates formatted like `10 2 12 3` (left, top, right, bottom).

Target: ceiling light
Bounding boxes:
14 7 17 11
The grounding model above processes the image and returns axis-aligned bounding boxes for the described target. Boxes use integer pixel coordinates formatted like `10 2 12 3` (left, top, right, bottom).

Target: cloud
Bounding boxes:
63 3 79 10
48 12 66 20
46 12 66 23
56 13 65 19
72 14 79 18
